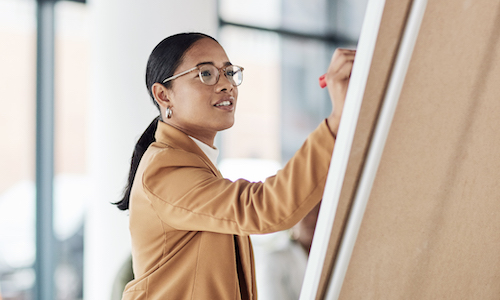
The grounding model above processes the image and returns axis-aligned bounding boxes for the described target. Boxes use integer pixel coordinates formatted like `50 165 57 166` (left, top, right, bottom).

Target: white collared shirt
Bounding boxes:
189 136 219 167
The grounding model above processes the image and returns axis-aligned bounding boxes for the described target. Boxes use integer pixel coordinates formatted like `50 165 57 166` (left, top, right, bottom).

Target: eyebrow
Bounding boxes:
196 61 232 67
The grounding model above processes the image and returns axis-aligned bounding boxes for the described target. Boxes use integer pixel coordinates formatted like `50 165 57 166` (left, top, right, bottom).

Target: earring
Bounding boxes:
166 107 172 119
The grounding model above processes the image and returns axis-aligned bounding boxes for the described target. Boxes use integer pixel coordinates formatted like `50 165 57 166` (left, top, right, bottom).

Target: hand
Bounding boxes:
325 48 356 136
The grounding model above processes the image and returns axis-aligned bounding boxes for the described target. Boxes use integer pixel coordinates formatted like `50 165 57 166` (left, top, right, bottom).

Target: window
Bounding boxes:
0 1 37 298
0 0 89 299
218 0 365 169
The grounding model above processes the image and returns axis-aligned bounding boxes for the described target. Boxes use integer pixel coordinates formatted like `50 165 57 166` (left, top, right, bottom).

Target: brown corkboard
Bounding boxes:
315 0 413 298
319 0 500 298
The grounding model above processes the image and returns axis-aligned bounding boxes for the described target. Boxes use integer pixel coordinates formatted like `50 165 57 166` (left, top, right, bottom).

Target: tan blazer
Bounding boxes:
122 120 335 300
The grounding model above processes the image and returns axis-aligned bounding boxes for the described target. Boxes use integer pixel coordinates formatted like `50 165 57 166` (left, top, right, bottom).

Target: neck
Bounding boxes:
164 121 216 147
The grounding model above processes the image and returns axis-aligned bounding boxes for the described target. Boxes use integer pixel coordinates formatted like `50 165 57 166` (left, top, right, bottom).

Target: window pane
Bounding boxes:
219 0 331 35
218 26 282 178
280 36 335 162
330 0 368 41
281 0 329 34
0 1 90 299
0 0 37 299
219 0 282 28
217 27 337 166
53 1 90 299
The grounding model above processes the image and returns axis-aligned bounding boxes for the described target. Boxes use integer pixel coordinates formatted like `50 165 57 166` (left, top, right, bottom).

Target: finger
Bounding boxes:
328 61 354 83
328 58 354 80
332 48 356 60
328 51 356 74
328 60 354 77
337 61 355 80
328 49 355 72
319 49 356 88
329 53 354 70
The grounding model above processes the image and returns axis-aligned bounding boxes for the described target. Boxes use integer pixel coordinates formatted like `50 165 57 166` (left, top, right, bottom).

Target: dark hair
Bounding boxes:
146 32 218 109
114 32 217 210
114 116 159 210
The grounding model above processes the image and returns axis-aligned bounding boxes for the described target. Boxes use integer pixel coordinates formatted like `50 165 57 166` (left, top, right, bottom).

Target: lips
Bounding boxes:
215 100 232 107
213 97 235 109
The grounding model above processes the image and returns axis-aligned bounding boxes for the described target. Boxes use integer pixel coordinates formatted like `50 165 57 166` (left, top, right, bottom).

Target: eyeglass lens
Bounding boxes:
199 65 243 86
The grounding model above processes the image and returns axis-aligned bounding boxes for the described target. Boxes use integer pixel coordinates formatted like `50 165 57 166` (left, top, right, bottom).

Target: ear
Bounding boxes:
151 83 172 109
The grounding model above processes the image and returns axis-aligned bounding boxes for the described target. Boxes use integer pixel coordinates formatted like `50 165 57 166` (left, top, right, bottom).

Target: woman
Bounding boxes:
115 32 355 300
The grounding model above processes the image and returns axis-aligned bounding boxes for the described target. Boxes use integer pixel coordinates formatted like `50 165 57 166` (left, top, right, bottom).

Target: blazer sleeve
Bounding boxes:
141 120 335 235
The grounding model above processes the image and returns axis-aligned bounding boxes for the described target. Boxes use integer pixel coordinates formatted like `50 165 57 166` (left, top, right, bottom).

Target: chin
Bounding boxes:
219 123 234 131
218 119 235 131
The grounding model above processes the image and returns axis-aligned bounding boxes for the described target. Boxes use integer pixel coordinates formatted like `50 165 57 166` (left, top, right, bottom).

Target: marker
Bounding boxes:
319 74 327 88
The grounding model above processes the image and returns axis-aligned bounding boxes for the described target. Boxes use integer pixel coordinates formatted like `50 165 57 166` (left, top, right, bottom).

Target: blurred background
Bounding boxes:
0 0 367 298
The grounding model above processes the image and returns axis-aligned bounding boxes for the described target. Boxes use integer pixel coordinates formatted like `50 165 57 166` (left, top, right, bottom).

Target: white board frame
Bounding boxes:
299 0 388 299
324 0 427 298
299 0 428 299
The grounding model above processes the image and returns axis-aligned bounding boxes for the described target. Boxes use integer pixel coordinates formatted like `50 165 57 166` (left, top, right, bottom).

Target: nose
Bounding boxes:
215 69 234 92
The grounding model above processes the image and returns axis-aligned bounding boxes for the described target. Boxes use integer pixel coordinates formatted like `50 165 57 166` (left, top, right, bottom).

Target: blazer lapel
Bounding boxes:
154 121 222 177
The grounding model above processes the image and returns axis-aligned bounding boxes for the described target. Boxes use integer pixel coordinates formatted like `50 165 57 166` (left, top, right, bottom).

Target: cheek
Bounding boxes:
184 93 214 118
174 88 204 109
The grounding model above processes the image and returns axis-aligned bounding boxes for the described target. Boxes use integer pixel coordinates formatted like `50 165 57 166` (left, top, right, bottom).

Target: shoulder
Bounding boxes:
139 143 218 202
144 142 209 169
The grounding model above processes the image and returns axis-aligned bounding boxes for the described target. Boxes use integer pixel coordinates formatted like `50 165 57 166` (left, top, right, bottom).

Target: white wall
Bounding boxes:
84 1 217 299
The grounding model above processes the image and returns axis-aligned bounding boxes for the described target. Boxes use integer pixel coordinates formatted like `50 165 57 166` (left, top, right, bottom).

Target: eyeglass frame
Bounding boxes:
162 63 244 86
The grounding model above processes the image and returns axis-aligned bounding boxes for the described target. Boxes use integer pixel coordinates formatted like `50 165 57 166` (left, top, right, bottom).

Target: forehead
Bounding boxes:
180 38 230 68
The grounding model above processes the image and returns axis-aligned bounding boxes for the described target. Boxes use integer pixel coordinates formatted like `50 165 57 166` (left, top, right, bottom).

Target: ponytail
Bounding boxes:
114 116 160 210
115 33 219 210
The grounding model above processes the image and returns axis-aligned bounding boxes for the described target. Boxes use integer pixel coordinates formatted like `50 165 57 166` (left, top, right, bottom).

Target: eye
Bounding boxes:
226 66 240 77
200 70 212 77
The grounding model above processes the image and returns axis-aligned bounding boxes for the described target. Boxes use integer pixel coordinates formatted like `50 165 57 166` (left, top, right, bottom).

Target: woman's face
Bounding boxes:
165 38 238 145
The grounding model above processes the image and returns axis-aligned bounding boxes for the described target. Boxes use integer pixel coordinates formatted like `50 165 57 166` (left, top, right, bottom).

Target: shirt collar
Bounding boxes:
188 136 219 167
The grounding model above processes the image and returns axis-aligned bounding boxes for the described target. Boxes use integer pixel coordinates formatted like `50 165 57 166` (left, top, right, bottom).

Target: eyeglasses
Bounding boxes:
162 64 244 86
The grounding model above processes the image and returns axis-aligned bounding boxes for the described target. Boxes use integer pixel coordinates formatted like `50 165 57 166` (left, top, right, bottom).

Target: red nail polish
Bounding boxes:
319 74 327 88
